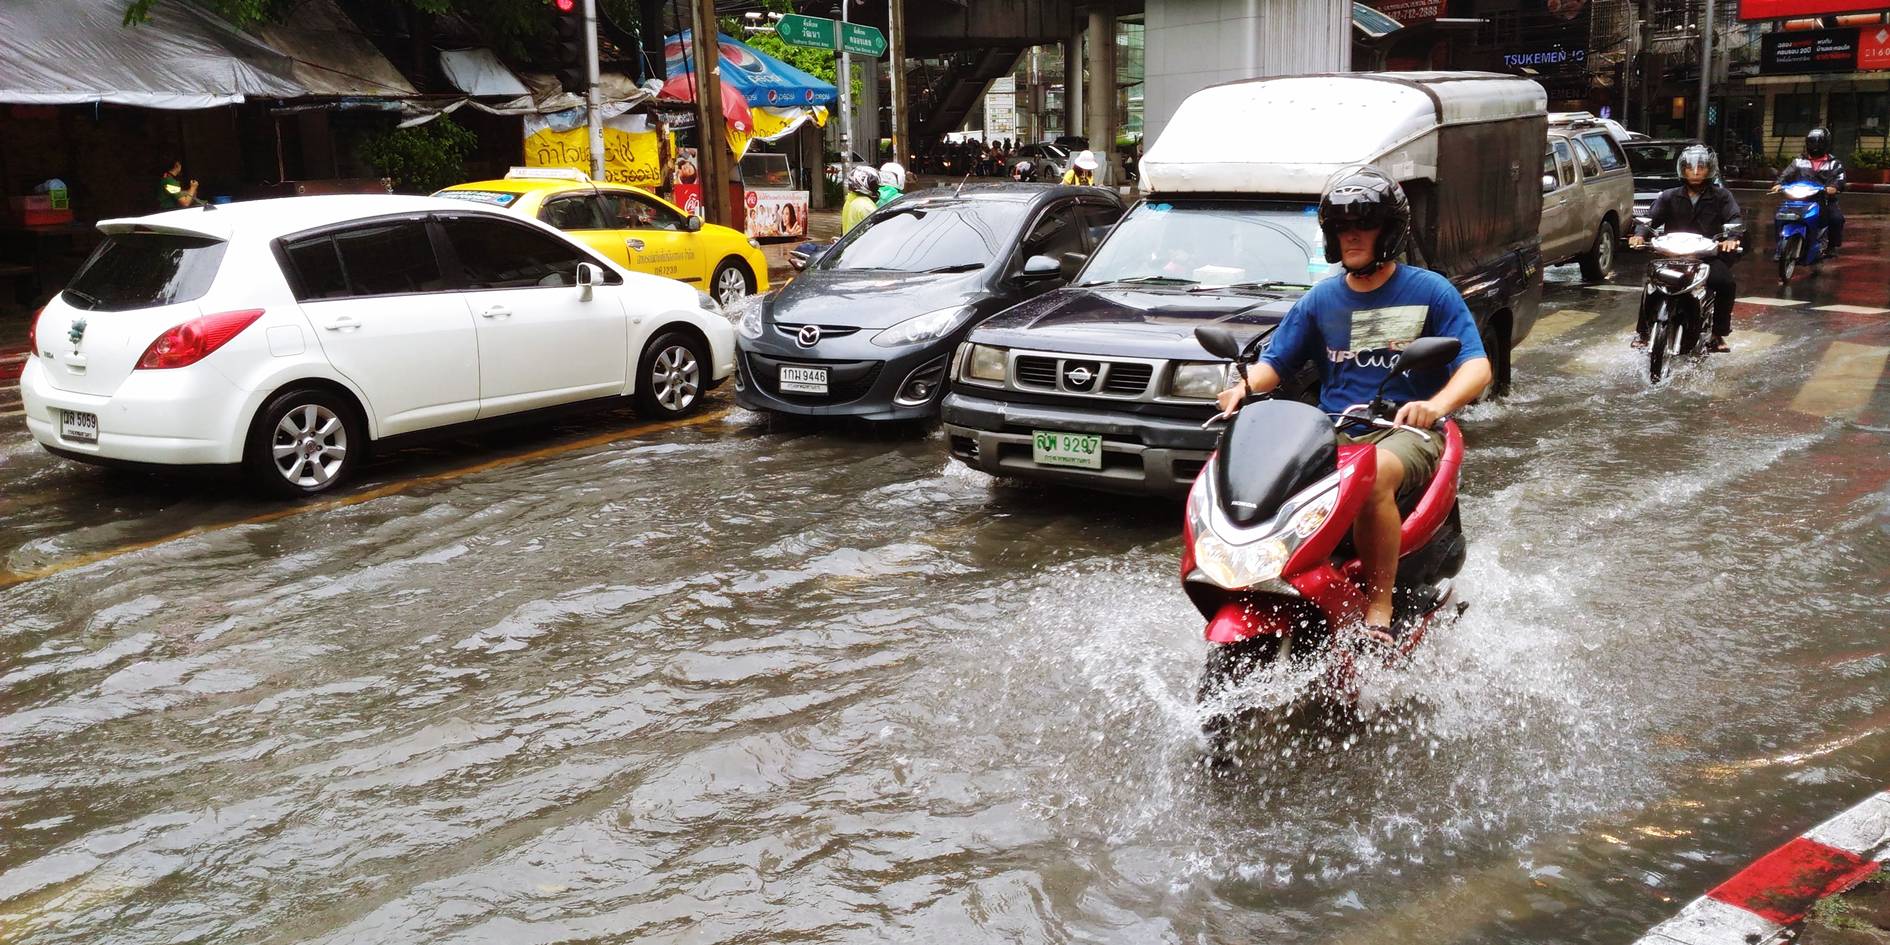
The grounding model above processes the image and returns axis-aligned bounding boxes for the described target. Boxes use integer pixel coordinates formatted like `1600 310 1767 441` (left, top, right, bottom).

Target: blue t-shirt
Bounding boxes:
1261 264 1487 415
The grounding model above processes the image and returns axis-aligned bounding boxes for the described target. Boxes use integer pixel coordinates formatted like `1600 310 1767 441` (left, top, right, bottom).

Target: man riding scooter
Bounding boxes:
1771 128 1845 257
1215 167 1491 646
1629 145 1743 353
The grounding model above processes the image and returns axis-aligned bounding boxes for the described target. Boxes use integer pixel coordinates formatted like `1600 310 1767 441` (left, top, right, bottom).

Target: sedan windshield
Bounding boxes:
1079 200 1328 288
821 201 1028 273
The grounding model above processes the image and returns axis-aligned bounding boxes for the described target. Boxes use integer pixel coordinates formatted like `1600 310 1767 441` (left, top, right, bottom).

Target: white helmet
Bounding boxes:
1073 150 1099 171
877 161 906 192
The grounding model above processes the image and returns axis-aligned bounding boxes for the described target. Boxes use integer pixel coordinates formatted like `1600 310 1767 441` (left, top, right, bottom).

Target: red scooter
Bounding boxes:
1185 327 1468 754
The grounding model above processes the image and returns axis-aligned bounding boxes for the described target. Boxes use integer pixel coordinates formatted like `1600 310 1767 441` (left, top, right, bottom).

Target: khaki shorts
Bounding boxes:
1339 426 1444 511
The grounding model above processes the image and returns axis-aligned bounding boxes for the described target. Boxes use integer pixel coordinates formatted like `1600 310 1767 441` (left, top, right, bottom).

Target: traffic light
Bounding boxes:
552 0 587 95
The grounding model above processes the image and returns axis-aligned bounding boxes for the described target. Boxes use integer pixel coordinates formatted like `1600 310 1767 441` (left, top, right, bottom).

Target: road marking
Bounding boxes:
1735 296 1809 308
1522 309 1602 346
1584 283 1641 293
0 406 732 591
1789 341 1890 420
1814 304 1890 316
1706 331 1784 397
0 409 22 420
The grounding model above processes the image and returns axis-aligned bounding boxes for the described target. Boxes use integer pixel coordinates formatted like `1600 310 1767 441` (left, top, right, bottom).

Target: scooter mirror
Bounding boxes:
1389 336 1461 377
1194 326 1243 361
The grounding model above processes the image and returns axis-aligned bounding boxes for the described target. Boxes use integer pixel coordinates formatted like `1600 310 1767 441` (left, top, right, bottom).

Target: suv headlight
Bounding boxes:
872 306 969 348
963 343 1007 383
1168 362 1228 399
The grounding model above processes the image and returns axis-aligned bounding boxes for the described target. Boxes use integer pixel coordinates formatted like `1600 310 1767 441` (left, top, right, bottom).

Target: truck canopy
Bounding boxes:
1140 71 1546 277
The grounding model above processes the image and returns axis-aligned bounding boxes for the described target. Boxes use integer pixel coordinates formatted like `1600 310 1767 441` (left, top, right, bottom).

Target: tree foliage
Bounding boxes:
358 115 478 194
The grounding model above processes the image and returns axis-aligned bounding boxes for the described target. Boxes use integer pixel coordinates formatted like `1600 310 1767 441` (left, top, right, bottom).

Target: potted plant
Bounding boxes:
1850 148 1890 185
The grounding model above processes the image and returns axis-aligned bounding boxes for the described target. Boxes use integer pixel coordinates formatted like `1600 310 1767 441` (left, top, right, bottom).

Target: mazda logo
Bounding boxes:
796 324 821 347
1064 365 1093 386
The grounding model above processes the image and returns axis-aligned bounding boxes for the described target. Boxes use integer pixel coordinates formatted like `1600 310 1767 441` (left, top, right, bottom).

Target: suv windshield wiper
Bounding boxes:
925 262 985 273
1187 280 1309 294
1078 275 1198 287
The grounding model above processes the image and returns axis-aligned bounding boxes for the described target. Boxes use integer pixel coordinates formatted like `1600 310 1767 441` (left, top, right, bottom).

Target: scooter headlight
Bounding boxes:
1195 533 1290 589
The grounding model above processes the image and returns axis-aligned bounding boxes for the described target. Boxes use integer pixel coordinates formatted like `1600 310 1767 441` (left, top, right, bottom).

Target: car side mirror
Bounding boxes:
1541 173 1559 194
1389 336 1460 377
685 214 704 233
1019 254 1061 281
576 262 599 302
1194 326 1243 362
1058 251 1087 283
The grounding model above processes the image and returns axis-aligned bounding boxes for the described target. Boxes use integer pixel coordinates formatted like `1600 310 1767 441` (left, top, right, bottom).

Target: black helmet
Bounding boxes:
1806 128 1830 157
1318 165 1411 273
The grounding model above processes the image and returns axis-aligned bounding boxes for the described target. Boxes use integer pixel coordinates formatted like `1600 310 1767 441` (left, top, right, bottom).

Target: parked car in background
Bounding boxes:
735 183 1124 421
20 196 734 496
944 72 1546 496
1007 143 1071 181
1624 138 1709 223
1542 115 1635 281
435 167 767 306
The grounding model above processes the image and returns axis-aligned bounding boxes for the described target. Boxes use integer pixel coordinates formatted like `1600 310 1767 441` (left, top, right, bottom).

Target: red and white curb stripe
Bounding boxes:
1634 789 1890 945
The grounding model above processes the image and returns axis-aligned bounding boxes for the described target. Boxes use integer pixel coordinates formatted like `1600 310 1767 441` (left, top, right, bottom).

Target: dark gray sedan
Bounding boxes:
734 183 1124 421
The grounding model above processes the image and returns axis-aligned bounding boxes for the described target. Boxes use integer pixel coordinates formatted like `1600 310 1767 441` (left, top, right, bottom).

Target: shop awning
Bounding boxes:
0 0 414 108
439 48 530 98
662 30 837 108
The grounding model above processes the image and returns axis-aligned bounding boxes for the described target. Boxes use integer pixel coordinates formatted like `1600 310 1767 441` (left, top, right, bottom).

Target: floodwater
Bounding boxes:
2 219 1889 944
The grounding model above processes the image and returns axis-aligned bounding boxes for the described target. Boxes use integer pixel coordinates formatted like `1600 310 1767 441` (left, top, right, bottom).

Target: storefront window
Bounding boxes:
1772 93 1818 138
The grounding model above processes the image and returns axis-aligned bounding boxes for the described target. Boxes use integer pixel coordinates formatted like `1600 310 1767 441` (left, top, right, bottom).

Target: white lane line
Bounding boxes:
0 410 22 420
1584 284 1641 293
1522 310 1602 346
1707 331 1784 397
1814 304 1890 316
1735 296 1809 308
1790 341 1890 420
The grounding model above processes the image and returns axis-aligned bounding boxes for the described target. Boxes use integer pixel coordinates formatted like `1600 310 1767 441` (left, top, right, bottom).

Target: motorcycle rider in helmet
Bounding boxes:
1770 127 1845 257
1215 166 1492 645
1010 159 1036 183
876 161 907 207
1629 145 1743 352
841 164 879 235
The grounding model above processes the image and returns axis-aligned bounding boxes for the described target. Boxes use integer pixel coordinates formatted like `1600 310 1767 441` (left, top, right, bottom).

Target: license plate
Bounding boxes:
60 410 98 443
779 366 829 394
1032 429 1103 469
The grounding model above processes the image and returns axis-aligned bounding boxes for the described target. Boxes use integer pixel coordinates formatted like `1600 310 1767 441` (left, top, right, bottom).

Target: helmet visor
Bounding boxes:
1676 147 1717 178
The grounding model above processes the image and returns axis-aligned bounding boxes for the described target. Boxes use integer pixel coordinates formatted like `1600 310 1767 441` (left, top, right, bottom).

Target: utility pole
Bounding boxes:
1695 0 1715 144
584 0 604 181
889 0 907 167
689 0 731 227
839 0 853 170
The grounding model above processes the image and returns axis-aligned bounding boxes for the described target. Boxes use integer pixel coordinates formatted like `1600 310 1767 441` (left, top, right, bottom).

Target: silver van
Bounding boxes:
1540 117 1636 281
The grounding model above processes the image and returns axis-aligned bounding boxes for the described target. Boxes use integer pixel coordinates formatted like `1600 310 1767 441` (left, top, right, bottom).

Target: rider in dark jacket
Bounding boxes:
1771 127 1845 255
1631 145 1743 352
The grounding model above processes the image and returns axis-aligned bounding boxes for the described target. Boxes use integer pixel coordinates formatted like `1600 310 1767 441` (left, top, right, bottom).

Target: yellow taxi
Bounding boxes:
435 168 768 305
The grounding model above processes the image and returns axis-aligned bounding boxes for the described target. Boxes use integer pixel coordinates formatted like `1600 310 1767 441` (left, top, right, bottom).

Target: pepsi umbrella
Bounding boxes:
663 30 838 109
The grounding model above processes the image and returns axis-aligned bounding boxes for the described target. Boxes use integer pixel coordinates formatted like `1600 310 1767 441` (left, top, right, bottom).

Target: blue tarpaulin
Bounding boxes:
662 31 837 108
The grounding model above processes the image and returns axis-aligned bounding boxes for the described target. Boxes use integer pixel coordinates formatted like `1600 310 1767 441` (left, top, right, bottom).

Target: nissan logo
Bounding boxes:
1064 365 1094 386
796 324 822 347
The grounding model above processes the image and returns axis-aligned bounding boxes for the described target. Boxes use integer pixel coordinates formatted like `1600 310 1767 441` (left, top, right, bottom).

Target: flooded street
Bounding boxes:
3 227 1890 944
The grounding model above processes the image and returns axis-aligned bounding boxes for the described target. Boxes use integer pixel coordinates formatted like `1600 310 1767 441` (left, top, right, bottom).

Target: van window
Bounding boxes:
1580 132 1627 172
63 232 227 312
1550 139 1576 188
1569 136 1602 179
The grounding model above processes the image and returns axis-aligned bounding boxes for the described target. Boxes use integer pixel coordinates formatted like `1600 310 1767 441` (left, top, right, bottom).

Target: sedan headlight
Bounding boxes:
964 343 1007 383
735 300 763 339
697 291 721 314
872 306 970 348
1168 361 1230 400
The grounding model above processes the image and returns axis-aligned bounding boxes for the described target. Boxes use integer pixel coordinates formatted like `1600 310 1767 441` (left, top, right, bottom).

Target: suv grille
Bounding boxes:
1103 363 1152 395
1012 354 1157 398
1016 355 1059 387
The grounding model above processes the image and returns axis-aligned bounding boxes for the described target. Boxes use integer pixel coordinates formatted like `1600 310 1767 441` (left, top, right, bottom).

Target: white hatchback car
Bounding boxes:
21 195 735 497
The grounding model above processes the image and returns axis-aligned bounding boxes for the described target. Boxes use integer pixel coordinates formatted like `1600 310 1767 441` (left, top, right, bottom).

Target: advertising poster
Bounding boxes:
1741 0 1890 21
744 188 808 239
523 111 669 187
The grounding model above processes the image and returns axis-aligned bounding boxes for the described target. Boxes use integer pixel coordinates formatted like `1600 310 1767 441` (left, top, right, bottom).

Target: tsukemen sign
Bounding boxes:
1760 27 1889 74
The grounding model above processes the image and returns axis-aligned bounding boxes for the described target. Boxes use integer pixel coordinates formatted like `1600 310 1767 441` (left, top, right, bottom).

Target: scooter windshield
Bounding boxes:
1215 400 1338 528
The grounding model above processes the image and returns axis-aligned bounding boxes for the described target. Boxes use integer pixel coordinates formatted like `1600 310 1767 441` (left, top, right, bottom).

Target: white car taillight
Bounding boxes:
136 309 265 370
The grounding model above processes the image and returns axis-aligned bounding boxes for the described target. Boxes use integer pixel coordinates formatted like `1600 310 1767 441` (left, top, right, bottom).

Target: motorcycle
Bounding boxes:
1774 180 1830 284
1631 224 1742 383
1186 327 1469 756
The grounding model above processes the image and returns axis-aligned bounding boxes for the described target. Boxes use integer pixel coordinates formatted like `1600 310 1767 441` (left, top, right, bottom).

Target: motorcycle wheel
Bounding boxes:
1198 634 1284 762
1678 300 1704 357
1648 318 1673 383
1779 236 1801 283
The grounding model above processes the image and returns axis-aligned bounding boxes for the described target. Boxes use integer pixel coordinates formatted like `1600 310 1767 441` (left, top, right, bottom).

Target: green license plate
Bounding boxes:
1031 430 1103 469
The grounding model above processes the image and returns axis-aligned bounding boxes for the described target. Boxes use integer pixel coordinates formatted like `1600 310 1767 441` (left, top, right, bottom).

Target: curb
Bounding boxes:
1633 788 1890 945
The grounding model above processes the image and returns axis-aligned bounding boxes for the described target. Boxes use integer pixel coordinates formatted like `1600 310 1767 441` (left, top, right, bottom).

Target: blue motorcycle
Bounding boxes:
1774 180 1830 284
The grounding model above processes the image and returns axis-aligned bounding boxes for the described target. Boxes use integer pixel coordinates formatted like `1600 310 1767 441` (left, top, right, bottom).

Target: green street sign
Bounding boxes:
839 23 886 57
774 13 885 58
776 14 837 51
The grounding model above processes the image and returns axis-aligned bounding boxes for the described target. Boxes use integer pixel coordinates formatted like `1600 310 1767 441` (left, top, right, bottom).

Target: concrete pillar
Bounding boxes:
1085 6 1116 184
1064 17 1084 139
